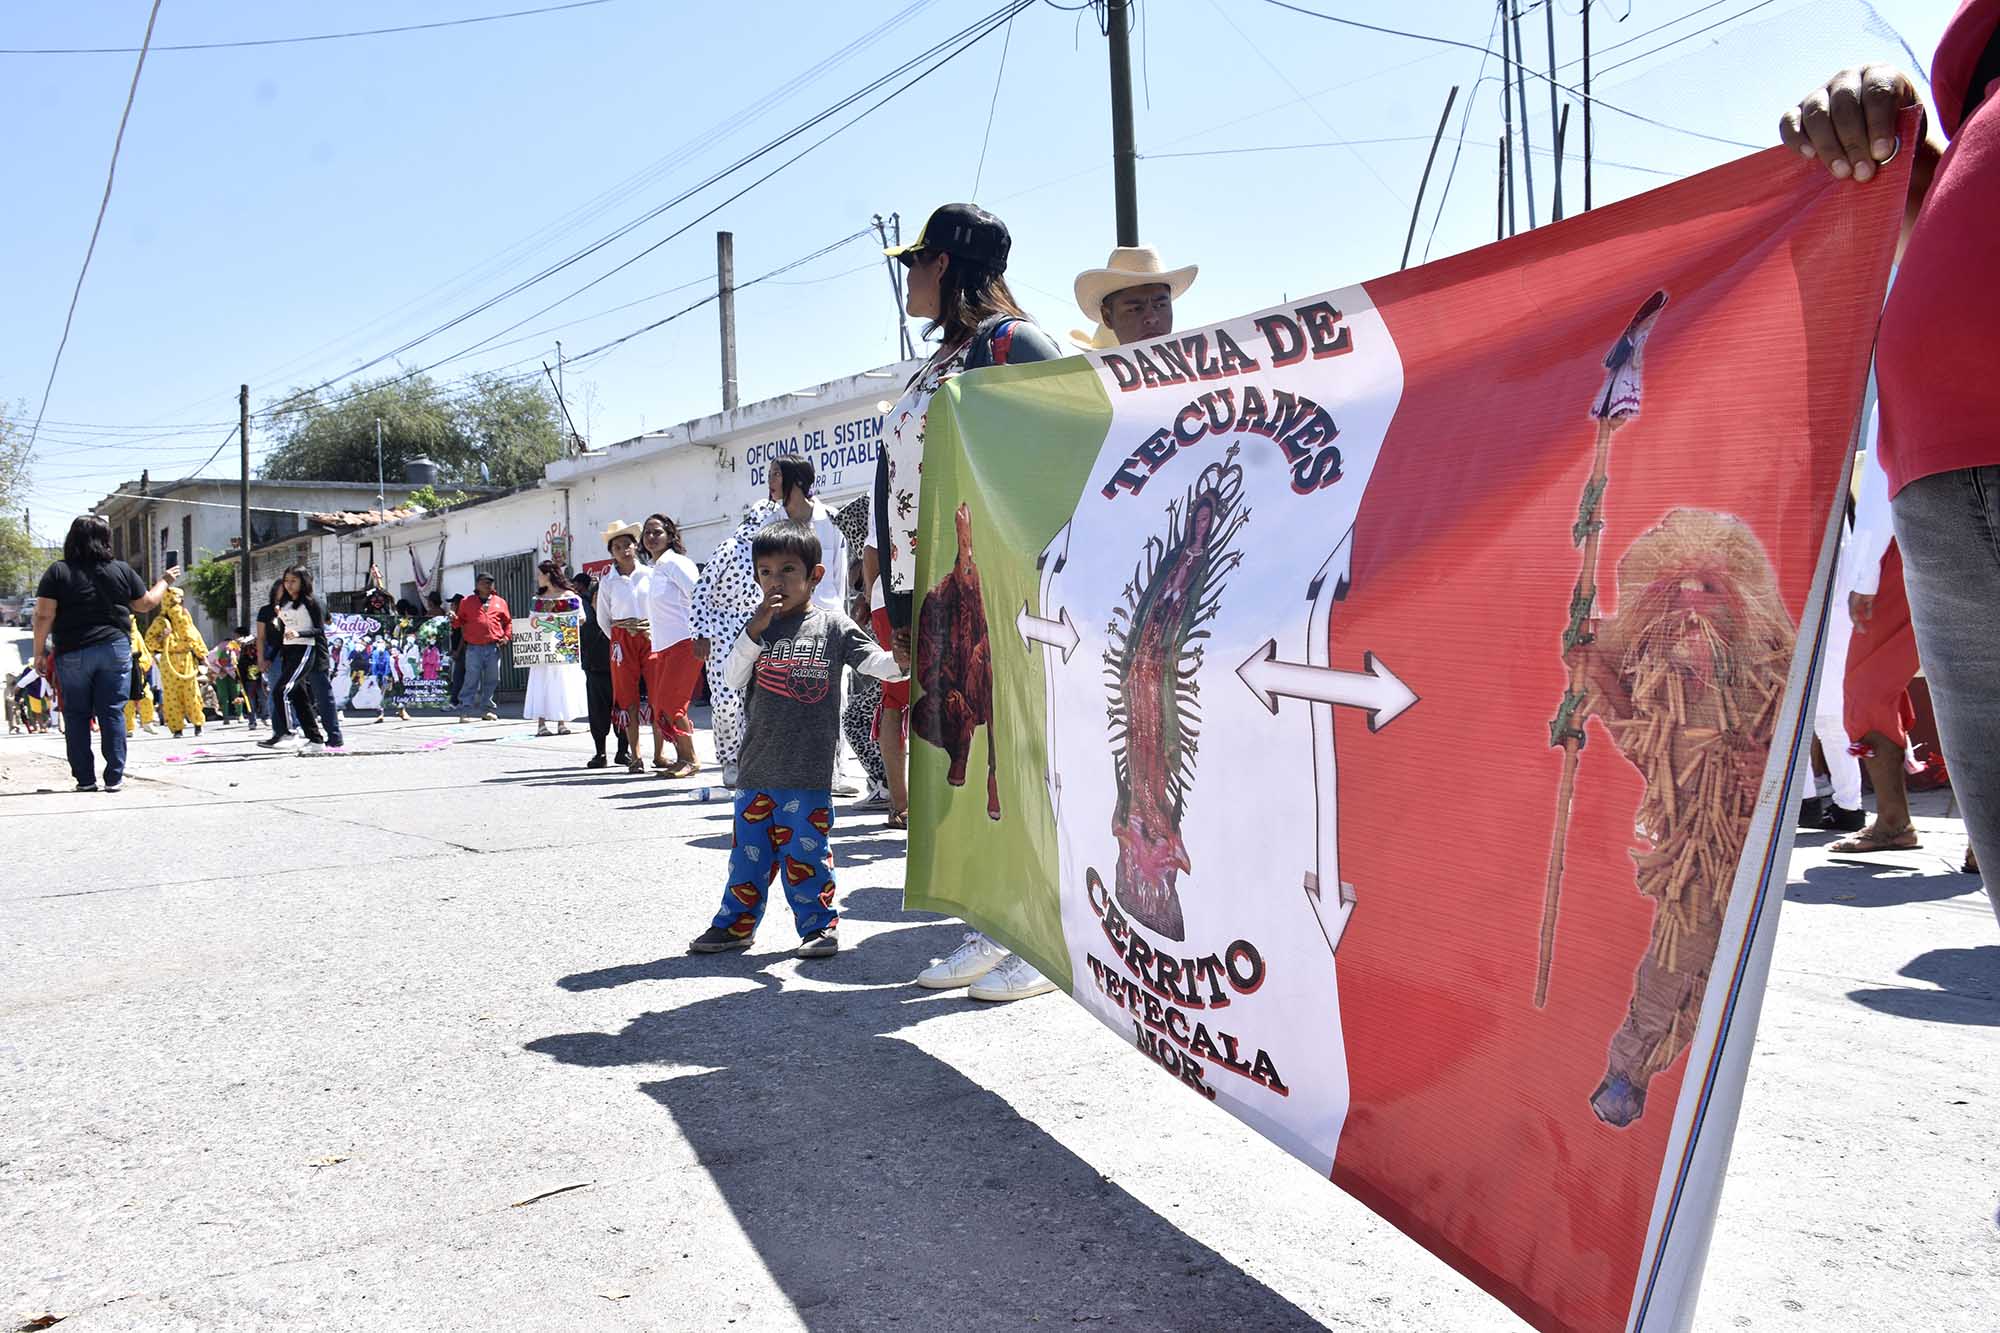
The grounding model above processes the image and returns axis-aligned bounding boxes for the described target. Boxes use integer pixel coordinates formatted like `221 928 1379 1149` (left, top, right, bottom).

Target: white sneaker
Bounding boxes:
915 932 1006 989
721 764 739 790
831 777 863 798
968 953 1059 1003
299 740 327 756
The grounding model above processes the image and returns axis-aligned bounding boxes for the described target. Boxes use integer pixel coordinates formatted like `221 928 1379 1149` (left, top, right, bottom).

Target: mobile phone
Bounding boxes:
165 548 180 571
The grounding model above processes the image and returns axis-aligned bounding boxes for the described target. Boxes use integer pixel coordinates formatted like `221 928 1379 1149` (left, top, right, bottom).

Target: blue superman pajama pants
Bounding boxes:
709 787 838 941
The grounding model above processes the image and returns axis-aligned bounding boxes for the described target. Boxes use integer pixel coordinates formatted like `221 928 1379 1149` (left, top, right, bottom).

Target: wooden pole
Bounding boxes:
1499 1 1517 237
1497 136 1508 241
1510 0 1537 228
238 385 251 632
717 231 738 412
1553 103 1570 223
1583 0 1594 211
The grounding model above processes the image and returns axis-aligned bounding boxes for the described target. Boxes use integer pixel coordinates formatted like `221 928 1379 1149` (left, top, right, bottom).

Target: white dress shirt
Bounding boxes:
593 563 653 638
646 551 700 649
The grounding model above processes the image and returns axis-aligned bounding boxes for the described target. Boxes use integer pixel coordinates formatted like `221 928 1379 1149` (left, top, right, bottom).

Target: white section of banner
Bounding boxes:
1027 287 1405 1174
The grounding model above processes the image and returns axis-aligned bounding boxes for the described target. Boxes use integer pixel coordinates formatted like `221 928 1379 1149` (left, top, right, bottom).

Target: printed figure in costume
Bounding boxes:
687 519 908 959
144 586 210 737
207 637 249 723
125 618 157 733
524 561 589 737
593 522 655 774
691 497 782 787
1567 509 1795 1127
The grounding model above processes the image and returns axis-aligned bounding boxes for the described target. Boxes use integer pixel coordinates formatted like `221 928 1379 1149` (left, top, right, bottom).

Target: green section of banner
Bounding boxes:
902 356 1111 991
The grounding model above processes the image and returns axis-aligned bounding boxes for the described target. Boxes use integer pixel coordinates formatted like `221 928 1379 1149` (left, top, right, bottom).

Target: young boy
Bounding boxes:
688 519 907 959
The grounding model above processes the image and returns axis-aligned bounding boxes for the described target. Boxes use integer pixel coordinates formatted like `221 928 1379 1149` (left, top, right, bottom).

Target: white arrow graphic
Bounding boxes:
1017 602 1080 663
1236 640 1418 732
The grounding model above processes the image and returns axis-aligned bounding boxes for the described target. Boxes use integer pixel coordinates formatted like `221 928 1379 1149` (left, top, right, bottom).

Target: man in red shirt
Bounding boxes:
454 572 512 722
1781 0 2000 923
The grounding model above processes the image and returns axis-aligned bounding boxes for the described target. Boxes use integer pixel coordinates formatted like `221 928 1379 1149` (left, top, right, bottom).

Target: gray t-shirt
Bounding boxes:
725 605 903 791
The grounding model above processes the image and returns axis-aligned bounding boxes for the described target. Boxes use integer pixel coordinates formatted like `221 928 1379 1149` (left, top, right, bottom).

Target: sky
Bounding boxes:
2 0 1960 538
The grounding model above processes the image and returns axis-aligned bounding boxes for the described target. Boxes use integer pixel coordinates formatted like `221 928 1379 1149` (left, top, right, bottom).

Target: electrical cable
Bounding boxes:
1252 0 1760 149
1 0 619 55
253 1 1031 423
1422 6 1503 263
1591 0 1782 79
6 0 163 499
971 8 1019 199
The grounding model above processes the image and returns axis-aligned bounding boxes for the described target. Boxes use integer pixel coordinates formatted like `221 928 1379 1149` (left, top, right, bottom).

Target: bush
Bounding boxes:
184 554 240 625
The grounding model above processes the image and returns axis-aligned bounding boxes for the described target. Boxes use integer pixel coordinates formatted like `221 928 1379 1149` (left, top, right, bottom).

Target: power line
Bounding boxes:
167 0 942 426
559 228 876 367
253 1 1031 424
971 8 1019 199
7 0 163 499
0 0 618 55
1252 0 1759 150
1591 0 1782 79
1422 6 1502 264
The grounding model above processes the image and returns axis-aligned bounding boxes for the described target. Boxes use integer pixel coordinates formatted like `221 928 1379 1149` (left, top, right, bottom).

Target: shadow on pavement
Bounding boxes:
1786 862 1984 909
1848 946 2000 1027
527 921 1325 1331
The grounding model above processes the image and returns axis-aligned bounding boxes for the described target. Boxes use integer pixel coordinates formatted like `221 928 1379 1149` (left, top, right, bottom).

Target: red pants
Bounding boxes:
871 607 910 711
610 626 651 726
646 638 700 742
1844 542 1919 750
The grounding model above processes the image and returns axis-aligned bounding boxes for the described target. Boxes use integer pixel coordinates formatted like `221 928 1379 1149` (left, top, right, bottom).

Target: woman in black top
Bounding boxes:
258 565 335 752
30 515 178 791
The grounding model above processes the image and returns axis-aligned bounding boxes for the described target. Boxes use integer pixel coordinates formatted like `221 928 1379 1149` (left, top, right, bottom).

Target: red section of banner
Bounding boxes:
1327 147 1906 1331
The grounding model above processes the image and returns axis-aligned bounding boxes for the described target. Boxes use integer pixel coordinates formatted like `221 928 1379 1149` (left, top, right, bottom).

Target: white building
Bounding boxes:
95 476 398 645
298 359 919 694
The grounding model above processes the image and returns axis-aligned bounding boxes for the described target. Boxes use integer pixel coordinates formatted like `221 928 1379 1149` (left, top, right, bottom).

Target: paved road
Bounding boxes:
3 627 1995 1330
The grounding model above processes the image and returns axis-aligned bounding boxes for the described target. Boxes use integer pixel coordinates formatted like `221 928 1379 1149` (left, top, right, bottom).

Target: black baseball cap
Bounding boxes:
885 203 1011 272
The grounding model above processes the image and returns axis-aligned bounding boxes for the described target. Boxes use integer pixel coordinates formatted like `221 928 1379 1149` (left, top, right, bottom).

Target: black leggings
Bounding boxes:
272 645 325 742
585 669 626 758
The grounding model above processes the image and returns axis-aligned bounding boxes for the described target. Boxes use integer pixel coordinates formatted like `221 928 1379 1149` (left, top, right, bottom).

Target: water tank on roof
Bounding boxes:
404 457 438 487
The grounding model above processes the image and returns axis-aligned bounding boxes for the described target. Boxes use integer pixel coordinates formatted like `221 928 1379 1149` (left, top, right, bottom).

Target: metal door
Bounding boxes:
487 550 537 696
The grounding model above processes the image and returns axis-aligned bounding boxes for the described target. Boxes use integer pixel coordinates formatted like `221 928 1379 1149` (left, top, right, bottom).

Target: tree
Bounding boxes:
455 373 565 487
0 516 38 597
183 553 240 626
259 373 564 490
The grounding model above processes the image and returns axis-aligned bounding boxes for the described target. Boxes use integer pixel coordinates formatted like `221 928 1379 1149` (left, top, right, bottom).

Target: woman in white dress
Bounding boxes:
524 561 589 736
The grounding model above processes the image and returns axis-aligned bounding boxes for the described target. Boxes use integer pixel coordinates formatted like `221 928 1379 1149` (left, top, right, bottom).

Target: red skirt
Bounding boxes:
610 625 652 720
646 638 701 741
1843 542 1919 750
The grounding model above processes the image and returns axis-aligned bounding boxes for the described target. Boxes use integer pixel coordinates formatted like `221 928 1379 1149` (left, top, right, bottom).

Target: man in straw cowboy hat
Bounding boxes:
593 520 655 774
1071 244 1199 350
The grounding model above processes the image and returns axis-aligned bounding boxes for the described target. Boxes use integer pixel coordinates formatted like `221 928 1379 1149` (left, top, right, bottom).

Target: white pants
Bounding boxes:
1810 587 1862 811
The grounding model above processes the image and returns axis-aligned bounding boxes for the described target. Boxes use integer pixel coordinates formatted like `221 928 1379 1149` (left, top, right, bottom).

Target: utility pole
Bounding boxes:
374 416 386 516
1499 2 1517 237
238 385 251 631
1498 137 1509 241
1509 0 1537 229
1400 85 1460 271
1582 0 1594 211
1552 103 1570 222
555 340 566 450
1544 0 1561 224
873 212 915 360
1106 0 1139 245
717 230 738 412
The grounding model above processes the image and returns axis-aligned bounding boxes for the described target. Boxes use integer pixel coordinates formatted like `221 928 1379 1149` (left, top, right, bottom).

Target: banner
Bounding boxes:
515 603 582 668
325 613 454 711
904 139 1907 1333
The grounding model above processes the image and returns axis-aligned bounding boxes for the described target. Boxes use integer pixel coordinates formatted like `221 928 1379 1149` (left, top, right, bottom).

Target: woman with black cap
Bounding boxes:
872 202 1065 1004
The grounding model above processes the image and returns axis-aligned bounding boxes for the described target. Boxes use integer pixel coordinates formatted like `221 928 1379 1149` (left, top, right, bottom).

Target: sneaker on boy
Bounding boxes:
696 517 906 956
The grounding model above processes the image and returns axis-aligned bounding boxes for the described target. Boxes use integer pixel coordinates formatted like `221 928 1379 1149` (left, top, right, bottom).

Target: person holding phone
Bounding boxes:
30 515 178 791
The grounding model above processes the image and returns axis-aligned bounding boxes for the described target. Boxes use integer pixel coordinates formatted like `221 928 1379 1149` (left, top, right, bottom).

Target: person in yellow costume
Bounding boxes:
125 617 158 734
145 586 211 737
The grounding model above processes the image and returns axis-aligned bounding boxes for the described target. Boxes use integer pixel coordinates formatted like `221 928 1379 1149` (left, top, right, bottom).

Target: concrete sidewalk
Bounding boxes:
1 708 1994 1331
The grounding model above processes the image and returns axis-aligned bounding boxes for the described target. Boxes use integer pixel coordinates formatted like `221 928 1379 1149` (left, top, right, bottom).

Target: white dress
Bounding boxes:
523 593 590 722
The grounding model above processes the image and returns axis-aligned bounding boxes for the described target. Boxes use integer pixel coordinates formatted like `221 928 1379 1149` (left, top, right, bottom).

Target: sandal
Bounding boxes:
626 758 646 775
1965 847 1980 875
666 759 700 779
1828 825 1919 854
886 808 909 831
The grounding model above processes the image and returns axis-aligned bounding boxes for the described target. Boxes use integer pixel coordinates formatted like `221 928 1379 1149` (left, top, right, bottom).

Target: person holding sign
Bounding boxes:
643 513 703 778
595 522 654 775
525 561 587 737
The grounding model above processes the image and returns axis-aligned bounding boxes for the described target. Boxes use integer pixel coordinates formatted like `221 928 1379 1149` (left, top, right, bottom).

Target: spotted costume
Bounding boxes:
689 499 780 779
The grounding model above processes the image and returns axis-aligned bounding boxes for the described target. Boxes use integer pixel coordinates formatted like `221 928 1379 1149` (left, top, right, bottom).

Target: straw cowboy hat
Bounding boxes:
1073 245 1198 325
601 520 643 551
